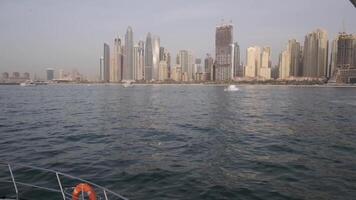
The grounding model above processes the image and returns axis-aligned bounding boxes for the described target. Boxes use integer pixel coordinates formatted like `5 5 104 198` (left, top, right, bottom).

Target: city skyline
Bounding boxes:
0 0 355 79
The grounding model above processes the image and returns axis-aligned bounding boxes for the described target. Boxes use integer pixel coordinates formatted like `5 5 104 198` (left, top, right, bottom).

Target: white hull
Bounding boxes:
224 85 239 92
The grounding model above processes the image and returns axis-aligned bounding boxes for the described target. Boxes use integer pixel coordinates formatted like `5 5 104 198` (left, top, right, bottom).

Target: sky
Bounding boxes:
0 0 355 79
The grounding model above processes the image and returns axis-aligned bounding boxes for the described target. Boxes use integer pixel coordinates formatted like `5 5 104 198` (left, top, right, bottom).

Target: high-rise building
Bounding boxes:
259 47 271 80
278 39 303 79
124 26 134 80
2 72 9 79
99 56 104 81
103 43 110 82
178 50 188 81
279 50 291 79
12 72 20 79
245 46 261 78
159 47 165 61
195 59 202 73
188 53 194 81
145 33 153 81
139 41 145 80
152 35 160 80
158 61 168 81
333 33 356 84
271 65 279 79
204 54 214 81
232 42 241 77
157 47 171 79
329 38 338 78
171 65 182 82
337 33 355 67
178 50 194 81
111 36 123 82
288 39 302 77
176 54 180 65
302 29 329 78
193 58 202 80
133 41 145 80
133 46 139 80
354 36 356 67
166 52 171 78
46 68 55 81
23 72 30 79
215 23 233 81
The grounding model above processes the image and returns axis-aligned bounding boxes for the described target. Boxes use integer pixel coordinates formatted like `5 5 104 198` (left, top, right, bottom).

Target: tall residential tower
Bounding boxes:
124 26 134 80
144 33 153 81
302 29 329 78
103 43 110 82
215 23 233 81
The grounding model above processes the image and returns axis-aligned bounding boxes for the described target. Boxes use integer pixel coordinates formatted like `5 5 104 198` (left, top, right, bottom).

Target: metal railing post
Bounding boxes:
104 189 109 200
56 172 66 200
8 164 19 199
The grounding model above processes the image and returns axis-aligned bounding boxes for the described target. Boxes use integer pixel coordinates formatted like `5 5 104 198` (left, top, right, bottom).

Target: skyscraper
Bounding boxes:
232 42 241 77
23 72 30 79
2 72 9 79
279 50 291 79
215 23 233 81
99 56 104 81
330 38 338 78
159 47 165 61
111 36 123 82
171 65 182 82
204 54 214 81
145 33 153 81
179 50 188 80
139 41 145 80
157 47 171 79
46 68 54 81
124 26 134 80
245 46 261 78
152 35 160 80
166 52 171 78
259 47 271 80
302 29 329 78
103 43 110 82
288 39 302 77
158 61 168 81
337 33 355 67
334 33 356 83
133 45 139 80
178 50 194 81
278 39 302 79
133 41 145 80
195 58 202 73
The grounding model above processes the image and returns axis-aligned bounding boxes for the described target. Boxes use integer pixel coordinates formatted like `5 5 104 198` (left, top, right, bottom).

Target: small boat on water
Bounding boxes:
20 81 36 87
122 81 134 88
224 85 239 92
0 162 128 200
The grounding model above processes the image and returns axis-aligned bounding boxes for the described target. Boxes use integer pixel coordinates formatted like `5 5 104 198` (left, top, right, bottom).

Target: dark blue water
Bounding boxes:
1 85 356 200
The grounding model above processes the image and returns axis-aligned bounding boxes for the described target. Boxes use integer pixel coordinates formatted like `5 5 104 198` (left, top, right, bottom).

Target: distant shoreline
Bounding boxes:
1 82 356 88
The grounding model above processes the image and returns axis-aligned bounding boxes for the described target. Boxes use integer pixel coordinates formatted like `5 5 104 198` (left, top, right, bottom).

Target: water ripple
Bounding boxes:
0 85 356 199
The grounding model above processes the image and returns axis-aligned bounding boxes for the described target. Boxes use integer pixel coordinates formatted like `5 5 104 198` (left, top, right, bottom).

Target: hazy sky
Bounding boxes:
0 0 355 79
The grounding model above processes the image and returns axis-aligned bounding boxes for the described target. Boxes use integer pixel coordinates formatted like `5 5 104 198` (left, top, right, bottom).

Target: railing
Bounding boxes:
0 162 128 200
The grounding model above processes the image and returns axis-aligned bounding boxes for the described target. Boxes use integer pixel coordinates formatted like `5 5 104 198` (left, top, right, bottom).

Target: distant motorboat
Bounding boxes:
20 81 36 87
224 85 239 92
123 82 134 88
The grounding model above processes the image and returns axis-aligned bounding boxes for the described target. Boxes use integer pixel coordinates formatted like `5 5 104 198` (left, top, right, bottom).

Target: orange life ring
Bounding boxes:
72 183 97 200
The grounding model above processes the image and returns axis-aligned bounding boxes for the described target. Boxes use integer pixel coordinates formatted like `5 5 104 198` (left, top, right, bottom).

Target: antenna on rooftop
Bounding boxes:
342 18 346 33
